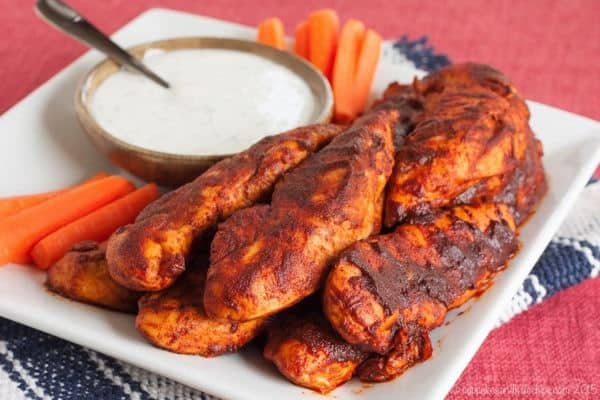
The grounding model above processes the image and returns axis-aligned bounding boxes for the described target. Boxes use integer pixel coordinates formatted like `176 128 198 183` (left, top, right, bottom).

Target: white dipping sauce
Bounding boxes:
90 49 317 155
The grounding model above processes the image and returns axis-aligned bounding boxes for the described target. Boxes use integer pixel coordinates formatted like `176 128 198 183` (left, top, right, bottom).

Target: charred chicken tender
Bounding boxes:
204 110 397 321
323 204 519 354
136 266 267 357
46 241 140 313
384 63 546 227
264 313 369 393
107 124 343 292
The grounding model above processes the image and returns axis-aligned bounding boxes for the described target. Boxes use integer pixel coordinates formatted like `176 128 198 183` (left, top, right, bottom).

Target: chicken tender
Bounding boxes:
136 264 267 357
46 241 140 313
107 124 343 291
384 63 545 226
323 204 519 354
205 110 397 321
264 312 368 393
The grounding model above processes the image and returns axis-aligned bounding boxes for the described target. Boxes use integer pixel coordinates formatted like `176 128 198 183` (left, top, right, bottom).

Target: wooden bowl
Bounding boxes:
75 37 333 187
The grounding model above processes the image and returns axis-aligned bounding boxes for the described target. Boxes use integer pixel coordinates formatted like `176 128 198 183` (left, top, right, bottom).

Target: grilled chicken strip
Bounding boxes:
204 110 397 321
136 261 267 357
47 241 140 313
323 204 519 354
107 124 343 291
384 63 546 226
264 312 368 393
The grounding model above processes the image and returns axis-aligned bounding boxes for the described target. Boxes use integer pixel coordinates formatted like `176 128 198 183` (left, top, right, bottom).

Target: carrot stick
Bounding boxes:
0 172 108 219
294 20 310 59
308 9 340 79
31 184 159 269
0 176 134 265
352 29 382 115
332 19 366 123
257 17 286 50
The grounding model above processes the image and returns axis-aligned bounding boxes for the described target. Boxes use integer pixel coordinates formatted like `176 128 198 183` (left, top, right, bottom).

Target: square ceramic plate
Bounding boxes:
1 8 600 400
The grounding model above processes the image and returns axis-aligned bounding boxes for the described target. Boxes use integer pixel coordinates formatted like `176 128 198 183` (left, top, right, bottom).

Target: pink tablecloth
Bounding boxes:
1 1 599 398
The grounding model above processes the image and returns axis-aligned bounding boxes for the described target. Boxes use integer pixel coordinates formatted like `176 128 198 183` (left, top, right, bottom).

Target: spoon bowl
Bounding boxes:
75 37 334 187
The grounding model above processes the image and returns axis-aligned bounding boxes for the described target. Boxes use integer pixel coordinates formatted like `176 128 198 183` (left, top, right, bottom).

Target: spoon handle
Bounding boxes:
35 0 170 88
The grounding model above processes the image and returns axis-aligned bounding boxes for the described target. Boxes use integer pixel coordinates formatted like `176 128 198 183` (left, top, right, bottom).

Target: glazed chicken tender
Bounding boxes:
107 124 343 291
204 110 397 321
136 264 267 357
324 204 519 354
384 63 546 226
264 312 368 393
46 241 140 313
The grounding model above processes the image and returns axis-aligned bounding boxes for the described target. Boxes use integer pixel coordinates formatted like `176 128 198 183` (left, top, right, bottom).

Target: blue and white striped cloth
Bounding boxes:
1 37 599 400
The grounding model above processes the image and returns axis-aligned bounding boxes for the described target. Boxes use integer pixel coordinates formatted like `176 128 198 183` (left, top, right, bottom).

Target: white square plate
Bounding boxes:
1 8 599 400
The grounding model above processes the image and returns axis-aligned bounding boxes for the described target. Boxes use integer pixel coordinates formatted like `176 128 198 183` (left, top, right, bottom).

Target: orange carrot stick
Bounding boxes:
352 29 382 115
31 184 159 269
332 19 366 123
0 172 108 219
0 176 134 265
294 20 310 59
308 9 339 79
257 17 286 50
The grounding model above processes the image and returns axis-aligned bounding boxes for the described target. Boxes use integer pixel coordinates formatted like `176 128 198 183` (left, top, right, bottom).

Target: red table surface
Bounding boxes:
1 1 599 398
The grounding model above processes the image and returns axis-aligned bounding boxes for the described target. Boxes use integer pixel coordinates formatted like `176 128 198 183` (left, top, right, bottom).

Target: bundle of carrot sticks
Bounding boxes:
257 9 382 123
0 173 159 269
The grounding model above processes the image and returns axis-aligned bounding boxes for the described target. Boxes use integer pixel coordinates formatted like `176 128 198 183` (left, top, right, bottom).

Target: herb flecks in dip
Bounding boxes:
91 48 317 155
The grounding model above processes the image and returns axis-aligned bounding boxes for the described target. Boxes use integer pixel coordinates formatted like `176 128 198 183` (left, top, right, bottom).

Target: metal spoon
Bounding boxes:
35 0 170 89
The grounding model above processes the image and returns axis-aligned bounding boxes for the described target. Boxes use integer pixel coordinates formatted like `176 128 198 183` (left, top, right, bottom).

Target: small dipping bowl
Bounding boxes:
75 37 333 187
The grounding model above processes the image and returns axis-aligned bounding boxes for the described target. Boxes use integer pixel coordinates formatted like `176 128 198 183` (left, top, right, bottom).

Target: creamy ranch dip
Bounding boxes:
90 49 317 155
